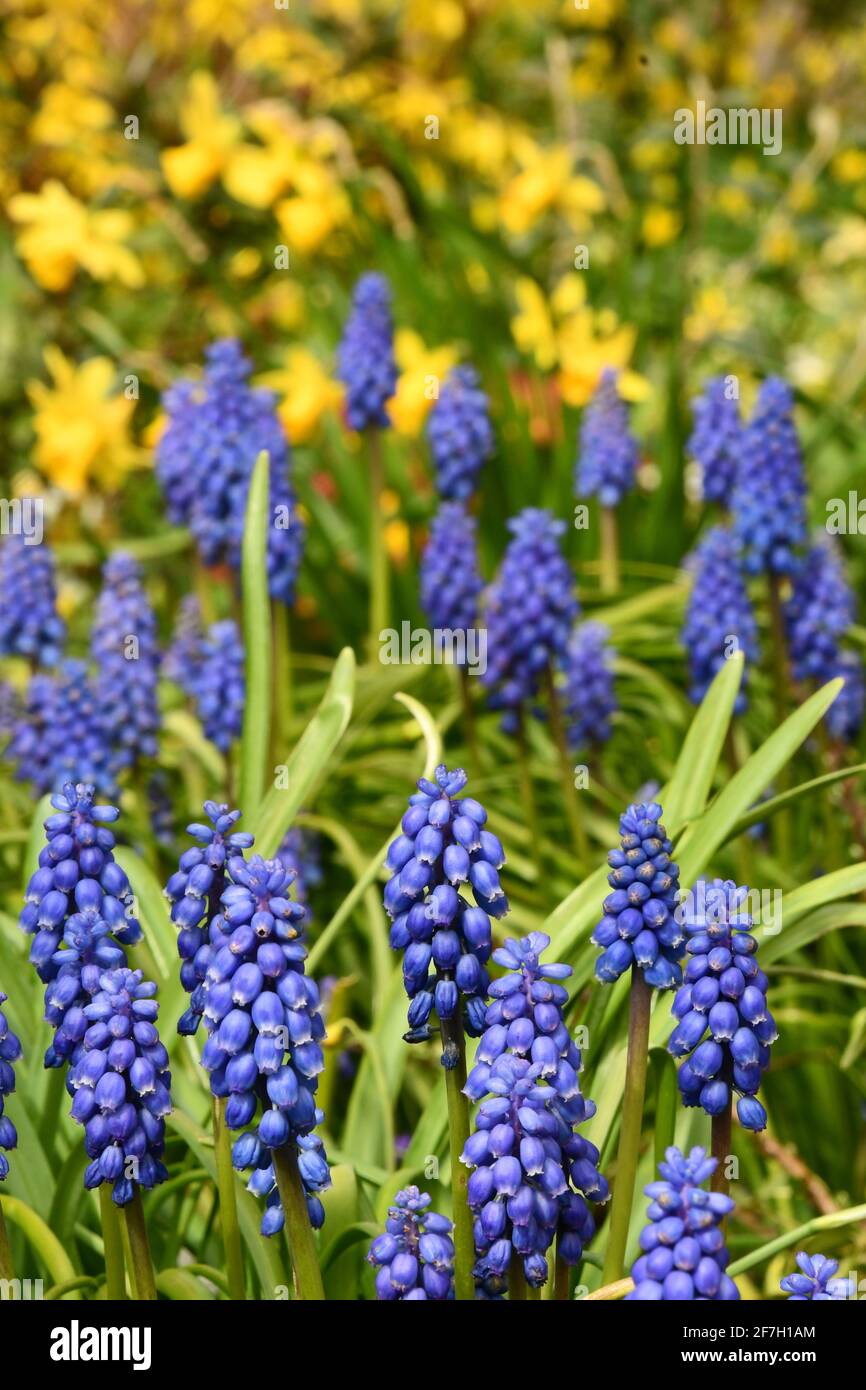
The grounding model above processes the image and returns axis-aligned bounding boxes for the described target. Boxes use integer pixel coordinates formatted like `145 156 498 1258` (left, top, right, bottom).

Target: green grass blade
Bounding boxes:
239 449 272 819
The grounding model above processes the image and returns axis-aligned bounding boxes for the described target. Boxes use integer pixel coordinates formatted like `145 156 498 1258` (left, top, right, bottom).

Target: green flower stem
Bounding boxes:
100 1186 127 1300
583 1276 633 1300
439 1013 476 1301
272 1145 325 1301
272 600 293 762
0 1197 13 1284
711 1096 733 1207
212 1096 246 1300
727 1202 866 1278
767 574 791 853
545 665 587 863
456 666 482 774
601 969 652 1283
515 707 542 868
509 1251 528 1300
600 506 619 595
367 429 389 658
554 1252 571 1300
653 1052 679 1173
123 1190 158 1301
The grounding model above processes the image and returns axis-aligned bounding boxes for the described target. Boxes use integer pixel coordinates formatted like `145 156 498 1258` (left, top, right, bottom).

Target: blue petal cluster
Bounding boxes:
336 273 397 431
276 827 323 919
626 1146 739 1300
592 802 683 989
157 340 305 604
575 368 639 508
385 764 508 1046
367 1186 455 1300
462 933 607 1290
784 541 856 684
68 966 171 1205
780 1252 854 1301
688 378 740 508
481 508 578 733
163 594 203 688
0 536 66 666
164 802 255 1035
426 365 493 500
91 553 160 768
682 526 758 711
420 502 484 639
165 601 245 753
0 990 22 1180
561 621 617 750
670 879 776 1132
8 661 121 796
827 650 865 745
732 377 807 575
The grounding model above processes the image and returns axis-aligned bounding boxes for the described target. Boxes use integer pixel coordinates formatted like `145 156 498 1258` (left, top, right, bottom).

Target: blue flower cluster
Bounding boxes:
68 966 171 1206
481 508 578 734
163 594 203 688
0 990 22 1180
687 378 740 508
8 662 122 796
0 535 66 666
165 600 245 753
732 377 807 575
670 879 776 1132
575 369 639 508
780 1252 854 1301
91 552 160 769
592 802 683 990
367 1186 455 1300
385 764 509 1047
827 649 865 745
164 802 255 1035
276 827 323 918
462 933 607 1290
336 273 397 431
785 541 856 684
426 365 493 500
157 340 304 605
626 1146 739 1301
420 503 484 640
681 526 758 711
561 621 617 751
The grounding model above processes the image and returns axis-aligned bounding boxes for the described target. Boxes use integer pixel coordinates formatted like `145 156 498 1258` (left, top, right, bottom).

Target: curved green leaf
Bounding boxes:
239 450 272 819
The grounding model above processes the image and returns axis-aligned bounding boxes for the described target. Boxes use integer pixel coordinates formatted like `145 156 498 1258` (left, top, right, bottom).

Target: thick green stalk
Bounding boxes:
545 665 587 862
601 970 652 1283
767 574 791 854
213 1096 246 1300
272 1145 325 1300
100 1187 127 1300
440 1014 476 1301
554 1252 571 1300
367 429 388 658
653 1053 678 1174
509 1250 528 1300
124 1190 157 1301
0 1197 13 1284
599 506 619 594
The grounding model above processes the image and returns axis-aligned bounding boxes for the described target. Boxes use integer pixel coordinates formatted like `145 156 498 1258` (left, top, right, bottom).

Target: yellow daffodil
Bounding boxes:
387 330 458 437
257 348 343 445
275 163 351 256
28 347 142 496
7 180 144 292
511 277 558 371
511 274 644 406
642 206 682 247
498 146 570 235
161 71 241 200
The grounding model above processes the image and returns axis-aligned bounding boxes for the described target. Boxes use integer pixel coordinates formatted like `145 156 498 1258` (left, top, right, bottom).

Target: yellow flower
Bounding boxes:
7 180 144 292
684 286 745 344
162 72 241 200
28 348 141 496
257 348 343 445
498 146 572 235
832 149 866 184
511 277 558 371
511 274 642 405
275 164 350 256
387 330 458 437
642 206 682 247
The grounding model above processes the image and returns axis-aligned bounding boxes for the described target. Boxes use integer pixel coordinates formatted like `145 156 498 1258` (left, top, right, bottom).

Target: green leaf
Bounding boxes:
760 902 866 965
23 793 52 892
1 1194 79 1291
663 652 743 828
251 646 356 857
727 1203 866 1277
726 762 866 838
239 450 272 819
113 847 187 1036
155 1268 216 1300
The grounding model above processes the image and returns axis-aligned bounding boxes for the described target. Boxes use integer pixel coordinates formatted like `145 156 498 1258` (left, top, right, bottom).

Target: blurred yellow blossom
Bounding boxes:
832 149 866 184
498 145 603 235
257 348 343 444
684 286 746 343
8 180 143 291
275 164 351 256
511 278 558 371
28 348 141 495
162 72 241 199
642 206 682 247
511 275 642 405
387 330 458 437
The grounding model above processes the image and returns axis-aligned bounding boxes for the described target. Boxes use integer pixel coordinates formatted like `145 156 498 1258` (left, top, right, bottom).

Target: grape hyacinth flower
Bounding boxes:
670 879 777 1132
688 378 740 509
164 802 255 1035
68 966 171 1206
784 540 856 685
426 364 493 501
682 526 758 711
157 340 305 605
481 509 578 733
8 661 121 796
384 764 508 1048
367 1186 455 1300
0 991 22 1180
827 650 865 745
561 621 617 751
732 377 807 575
420 503 484 642
190 620 245 754
0 535 66 666
91 552 160 770
276 827 323 918
336 273 397 431
592 802 683 990
163 594 204 689
575 368 639 508
780 1252 854 1301
462 933 608 1290
626 1146 739 1300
